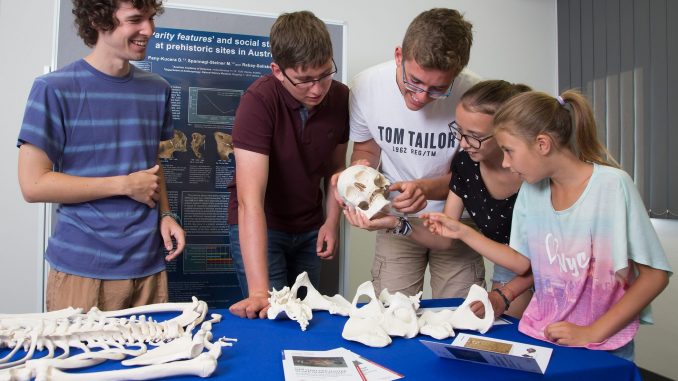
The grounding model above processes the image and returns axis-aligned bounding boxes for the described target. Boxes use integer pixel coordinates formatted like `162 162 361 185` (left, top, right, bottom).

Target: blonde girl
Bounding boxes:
423 90 671 360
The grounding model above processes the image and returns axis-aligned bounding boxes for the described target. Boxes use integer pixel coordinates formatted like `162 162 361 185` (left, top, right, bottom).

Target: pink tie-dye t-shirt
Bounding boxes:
510 164 671 350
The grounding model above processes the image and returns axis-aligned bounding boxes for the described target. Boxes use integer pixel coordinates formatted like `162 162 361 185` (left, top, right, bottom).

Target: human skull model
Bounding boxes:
337 165 391 219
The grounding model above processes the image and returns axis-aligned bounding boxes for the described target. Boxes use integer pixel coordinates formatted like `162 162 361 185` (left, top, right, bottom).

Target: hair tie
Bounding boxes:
556 95 566 106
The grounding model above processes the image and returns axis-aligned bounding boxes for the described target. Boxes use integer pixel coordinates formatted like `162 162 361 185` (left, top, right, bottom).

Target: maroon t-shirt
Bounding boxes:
228 74 349 233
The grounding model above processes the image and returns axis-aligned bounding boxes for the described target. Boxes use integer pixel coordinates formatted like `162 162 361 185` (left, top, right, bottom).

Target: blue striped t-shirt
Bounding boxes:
17 59 173 279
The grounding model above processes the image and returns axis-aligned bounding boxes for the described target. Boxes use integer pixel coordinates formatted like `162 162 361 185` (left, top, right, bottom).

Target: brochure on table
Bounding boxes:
282 347 403 381
421 333 553 374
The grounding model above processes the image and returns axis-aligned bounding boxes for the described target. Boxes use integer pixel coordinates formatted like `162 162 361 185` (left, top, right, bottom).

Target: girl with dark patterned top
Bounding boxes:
446 80 532 318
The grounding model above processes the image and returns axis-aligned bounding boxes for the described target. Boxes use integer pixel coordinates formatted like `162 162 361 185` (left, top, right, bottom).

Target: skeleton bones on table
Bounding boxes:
267 272 352 331
343 283 494 347
267 272 495 347
0 297 236 380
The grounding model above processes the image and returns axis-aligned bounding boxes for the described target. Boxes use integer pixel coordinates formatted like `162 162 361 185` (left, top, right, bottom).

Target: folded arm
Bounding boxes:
18 143 161 207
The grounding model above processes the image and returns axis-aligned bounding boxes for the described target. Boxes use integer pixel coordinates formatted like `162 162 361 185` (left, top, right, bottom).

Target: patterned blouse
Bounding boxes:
450 150 518 244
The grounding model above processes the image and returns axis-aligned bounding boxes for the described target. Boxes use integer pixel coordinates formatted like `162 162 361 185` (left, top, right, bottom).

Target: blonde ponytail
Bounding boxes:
494 90 618 167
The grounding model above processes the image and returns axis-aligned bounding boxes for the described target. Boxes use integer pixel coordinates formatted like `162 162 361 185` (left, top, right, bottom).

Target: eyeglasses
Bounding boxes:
280 58 337 89
448 121 494 149
401 62 454 99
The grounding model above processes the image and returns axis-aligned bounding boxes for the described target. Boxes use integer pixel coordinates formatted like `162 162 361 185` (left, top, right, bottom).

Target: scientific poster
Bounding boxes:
136 27 272 307
54 2 345 309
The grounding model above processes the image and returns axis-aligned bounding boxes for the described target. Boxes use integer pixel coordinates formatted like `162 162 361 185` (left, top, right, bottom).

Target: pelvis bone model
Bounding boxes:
0 297 236 381
342 283 494 347
337 165 391 219
267 272 351 331
341 282 422 348
418 284 494 340
265 274 495 347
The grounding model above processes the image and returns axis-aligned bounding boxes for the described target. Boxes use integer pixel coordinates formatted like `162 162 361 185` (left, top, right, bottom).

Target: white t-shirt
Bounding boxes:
349 60 481 214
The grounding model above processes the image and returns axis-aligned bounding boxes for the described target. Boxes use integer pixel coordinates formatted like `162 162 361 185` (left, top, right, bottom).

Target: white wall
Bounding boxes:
0 0 559 313
1 0 675 378
0 0 54 314
637 219 678 379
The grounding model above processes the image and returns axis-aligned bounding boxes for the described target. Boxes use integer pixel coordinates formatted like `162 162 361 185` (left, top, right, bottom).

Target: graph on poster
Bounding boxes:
188 87 243 125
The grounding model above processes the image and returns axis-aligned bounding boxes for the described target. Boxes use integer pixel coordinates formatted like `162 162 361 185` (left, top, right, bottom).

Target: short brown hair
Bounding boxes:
270 11 333 70
72 0 164 47
402 8 473 74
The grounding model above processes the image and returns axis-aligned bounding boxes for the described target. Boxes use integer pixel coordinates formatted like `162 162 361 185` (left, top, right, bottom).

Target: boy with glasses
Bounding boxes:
342 8 484 299
228 11 349 319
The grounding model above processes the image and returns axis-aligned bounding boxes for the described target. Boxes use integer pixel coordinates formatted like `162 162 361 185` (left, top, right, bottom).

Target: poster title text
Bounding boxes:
153 31 271 58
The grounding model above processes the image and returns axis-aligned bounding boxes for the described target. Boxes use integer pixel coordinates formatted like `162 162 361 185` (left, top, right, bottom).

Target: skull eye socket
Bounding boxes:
374 176 388 188
357 201 369 211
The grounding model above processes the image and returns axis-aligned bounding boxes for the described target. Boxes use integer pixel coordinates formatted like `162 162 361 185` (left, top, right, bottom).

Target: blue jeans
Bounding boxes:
229 225 321 297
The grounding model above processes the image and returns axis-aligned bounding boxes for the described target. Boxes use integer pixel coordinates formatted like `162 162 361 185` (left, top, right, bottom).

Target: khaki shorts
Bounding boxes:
46 269 168 312
372 217 485 299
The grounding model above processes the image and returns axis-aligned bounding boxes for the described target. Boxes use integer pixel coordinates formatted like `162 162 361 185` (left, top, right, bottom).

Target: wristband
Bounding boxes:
389 216 413 237
492 288 511 311
160 210 180 224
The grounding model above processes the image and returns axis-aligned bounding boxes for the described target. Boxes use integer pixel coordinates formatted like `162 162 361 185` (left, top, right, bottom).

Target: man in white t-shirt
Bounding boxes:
343 8 485 298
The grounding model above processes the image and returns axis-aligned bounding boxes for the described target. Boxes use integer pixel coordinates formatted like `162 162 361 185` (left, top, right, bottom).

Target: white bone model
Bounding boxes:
264 274 495 346
341 282 425 347
0 297 236 381
379 288 422 339
418 284 494 340
343 282 494 347
341 281 425 347
337 165 391 219
267 272 351 331
341 281 392 348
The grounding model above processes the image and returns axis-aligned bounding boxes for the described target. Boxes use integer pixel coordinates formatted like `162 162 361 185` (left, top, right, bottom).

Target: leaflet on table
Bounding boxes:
420 333 553 374
417 306 512 325
282 347 402 381
347 349 403 381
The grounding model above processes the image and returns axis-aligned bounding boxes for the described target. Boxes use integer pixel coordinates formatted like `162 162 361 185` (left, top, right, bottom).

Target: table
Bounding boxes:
1 299 641 380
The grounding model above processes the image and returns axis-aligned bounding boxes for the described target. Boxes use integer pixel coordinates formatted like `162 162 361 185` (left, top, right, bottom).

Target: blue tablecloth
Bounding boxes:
1 298 642 380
